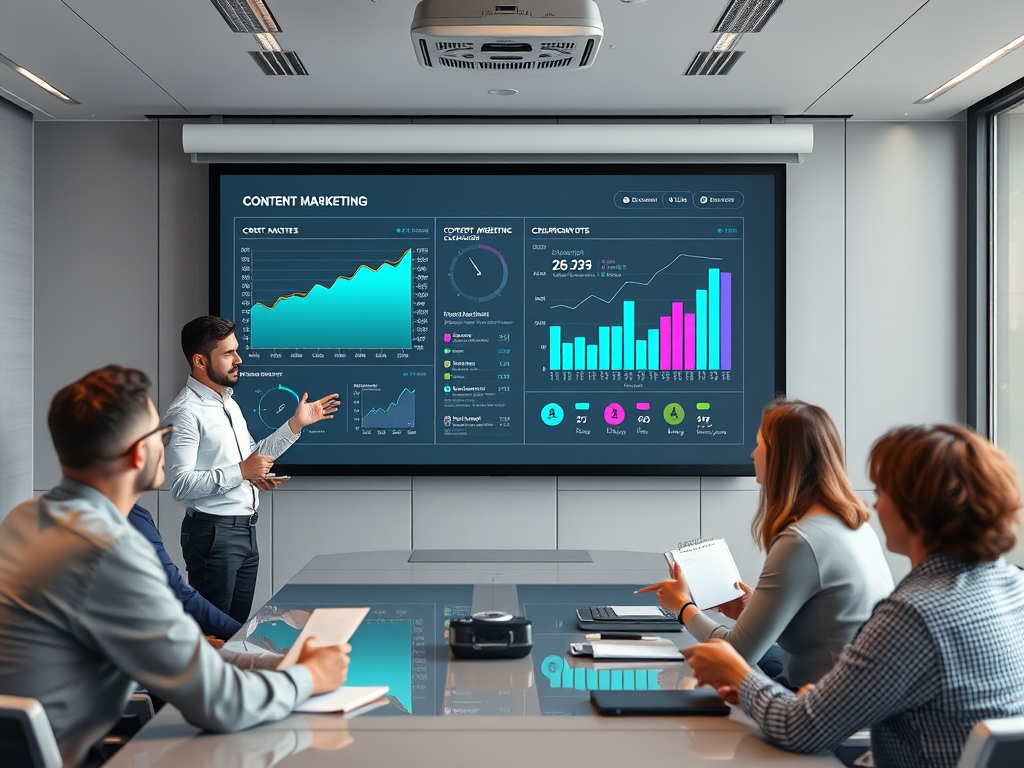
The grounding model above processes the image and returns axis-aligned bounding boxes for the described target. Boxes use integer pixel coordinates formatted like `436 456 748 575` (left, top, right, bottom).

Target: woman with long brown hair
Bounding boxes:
684 424 1024 768
642 398 893 688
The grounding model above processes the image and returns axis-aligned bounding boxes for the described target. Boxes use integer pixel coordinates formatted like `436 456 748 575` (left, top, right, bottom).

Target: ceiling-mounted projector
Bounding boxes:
411 0 604 72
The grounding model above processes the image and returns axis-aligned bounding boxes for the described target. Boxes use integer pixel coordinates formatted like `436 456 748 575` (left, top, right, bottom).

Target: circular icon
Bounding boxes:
541 403 564 426
663 403 685 425
258 385 300 430
700 196 709 204
449 244 509 302
604 403 625 425
622 196 630 204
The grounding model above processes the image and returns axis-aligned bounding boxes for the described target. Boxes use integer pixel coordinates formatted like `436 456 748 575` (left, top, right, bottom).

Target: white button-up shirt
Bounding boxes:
163 376 299 516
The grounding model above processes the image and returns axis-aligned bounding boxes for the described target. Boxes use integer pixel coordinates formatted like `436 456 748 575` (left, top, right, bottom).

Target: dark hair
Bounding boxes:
753 398 870 550
47 366 153 468
869 425 1022 564
181 316 237 363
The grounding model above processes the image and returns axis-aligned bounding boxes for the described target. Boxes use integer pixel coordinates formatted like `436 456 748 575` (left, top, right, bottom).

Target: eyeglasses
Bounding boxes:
113 423 174 458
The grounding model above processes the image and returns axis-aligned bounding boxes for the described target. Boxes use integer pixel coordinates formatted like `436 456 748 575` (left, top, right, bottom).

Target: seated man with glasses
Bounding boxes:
0 366 350 768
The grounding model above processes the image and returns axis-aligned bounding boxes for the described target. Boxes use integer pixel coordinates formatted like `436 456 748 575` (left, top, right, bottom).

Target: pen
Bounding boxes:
585 633 660 641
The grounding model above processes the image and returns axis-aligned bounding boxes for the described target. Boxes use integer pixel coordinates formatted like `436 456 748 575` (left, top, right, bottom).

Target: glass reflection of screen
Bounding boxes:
540 655 675 692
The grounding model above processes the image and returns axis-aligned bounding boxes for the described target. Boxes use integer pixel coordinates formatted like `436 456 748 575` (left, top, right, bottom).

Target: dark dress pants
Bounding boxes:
181 512 259 624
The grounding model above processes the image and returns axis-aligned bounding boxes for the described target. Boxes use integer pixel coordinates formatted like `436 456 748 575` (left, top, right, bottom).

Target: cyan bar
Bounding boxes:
574 337 586 371
659 316 671 370
721 272 732 370
586 344 598 370
697 289 708 370
623 300 635 370
562 663 573 689
636 340 647 369
550 326 561 371
671 301 683 370
647 670 660 689
685 313 696 370
598 326 610 370
611 326 623 370
636 669 648 690
562 342 574 371
598 670 610 690
586 669 598 690
647 329 659 369
709 268 721 369
611 670 623 690
624 670 636 690
574 668 586 691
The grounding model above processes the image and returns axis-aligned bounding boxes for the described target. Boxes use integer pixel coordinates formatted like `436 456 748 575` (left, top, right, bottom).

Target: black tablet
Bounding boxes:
590 689 730 716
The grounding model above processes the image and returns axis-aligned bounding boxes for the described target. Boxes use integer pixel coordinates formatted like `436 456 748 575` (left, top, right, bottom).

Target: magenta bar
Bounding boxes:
684 313 696 370
636 403 651 410
659 317 671 370
671 302 683 370
721 272 732 370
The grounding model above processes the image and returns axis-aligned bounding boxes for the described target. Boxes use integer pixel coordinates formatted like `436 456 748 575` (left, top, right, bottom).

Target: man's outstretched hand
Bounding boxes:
289 392 340 434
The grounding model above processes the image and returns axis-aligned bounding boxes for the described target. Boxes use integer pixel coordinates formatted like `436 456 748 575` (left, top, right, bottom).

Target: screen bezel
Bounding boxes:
210 163 786 476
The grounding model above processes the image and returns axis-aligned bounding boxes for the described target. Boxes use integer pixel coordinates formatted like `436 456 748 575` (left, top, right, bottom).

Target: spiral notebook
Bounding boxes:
667 538 744 611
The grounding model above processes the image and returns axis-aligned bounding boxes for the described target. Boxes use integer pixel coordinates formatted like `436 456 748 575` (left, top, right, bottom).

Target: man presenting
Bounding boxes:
0 366 349 768
164 316 338 622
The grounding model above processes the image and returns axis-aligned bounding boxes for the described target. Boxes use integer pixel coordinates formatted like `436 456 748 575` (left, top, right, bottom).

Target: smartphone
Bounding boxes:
663 550 677 569
569 643 594 657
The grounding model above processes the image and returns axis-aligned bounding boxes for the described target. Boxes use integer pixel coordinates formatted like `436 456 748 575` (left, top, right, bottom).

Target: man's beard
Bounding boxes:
135 448 162 494
208 364 238 388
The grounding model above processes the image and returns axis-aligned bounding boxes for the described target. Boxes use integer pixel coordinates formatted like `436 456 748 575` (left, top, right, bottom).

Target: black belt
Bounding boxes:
186 508 258 526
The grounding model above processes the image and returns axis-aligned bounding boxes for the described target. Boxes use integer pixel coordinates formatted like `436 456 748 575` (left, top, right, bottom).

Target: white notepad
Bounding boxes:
667 538 744 611
590 638 684 661
293 685 389 714
276 607 369 669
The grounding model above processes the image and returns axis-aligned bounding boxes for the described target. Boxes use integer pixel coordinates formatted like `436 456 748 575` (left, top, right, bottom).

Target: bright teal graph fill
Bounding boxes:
346 621 413 712
251 250 412 349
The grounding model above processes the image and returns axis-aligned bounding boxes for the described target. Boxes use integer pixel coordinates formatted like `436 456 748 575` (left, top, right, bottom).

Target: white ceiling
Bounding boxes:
1 0 1023 121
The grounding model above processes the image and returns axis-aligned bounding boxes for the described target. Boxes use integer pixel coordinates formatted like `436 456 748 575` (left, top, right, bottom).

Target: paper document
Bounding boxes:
293 685 389 714
608 606 664 618
590 639 684 661
277 607 369 669
668 538 744 610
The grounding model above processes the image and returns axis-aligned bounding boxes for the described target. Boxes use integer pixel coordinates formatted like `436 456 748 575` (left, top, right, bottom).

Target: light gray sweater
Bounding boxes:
687 514 894 687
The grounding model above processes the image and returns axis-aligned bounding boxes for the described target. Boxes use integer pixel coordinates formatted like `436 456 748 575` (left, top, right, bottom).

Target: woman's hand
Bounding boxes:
682 638 753 690
636 562 692 614
715 581 753 620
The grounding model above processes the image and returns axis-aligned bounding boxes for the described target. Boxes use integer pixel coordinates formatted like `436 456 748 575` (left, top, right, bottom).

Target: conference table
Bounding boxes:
106 550 845 768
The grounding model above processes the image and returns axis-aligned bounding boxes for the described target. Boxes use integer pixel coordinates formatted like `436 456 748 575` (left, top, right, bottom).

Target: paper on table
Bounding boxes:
608 606 665 618
277 607 369 669
293 685 389 714
668 539 744 610
590 639 683 660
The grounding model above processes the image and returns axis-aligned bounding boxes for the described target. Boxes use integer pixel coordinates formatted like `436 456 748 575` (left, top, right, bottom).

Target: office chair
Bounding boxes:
0 695 62 768
956 715 1024 768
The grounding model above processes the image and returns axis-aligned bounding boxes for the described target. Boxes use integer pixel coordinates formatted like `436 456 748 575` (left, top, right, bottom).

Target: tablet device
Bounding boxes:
590 689 730 716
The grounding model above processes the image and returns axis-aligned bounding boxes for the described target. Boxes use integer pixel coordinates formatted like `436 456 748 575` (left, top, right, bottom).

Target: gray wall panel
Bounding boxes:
557 491 699 552
845 122 966 489
272 490 412 588
412 476 557 549
699 490 765 586
156 490 188 575
33 121 158 488
0 97 33 516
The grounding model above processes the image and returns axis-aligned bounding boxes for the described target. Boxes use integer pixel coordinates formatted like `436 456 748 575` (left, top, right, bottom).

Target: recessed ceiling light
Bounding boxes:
209 0 281 33
712 33 741 52
917 33 1024 103
253 32 282 52
488 89 518 96
0 52 78 104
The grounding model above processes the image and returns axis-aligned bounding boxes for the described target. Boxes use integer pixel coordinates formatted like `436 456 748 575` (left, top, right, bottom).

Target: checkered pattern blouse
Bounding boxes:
739 554 1024 768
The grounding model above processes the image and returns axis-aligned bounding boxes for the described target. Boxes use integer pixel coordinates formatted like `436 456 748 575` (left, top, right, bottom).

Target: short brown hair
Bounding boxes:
869 425 1022 564
181 316 236 362
47 366 153 468
753 398 870 551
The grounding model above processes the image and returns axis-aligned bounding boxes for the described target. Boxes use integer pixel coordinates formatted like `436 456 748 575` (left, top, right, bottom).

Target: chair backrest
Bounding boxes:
956 716 1024 768
0 695 62 768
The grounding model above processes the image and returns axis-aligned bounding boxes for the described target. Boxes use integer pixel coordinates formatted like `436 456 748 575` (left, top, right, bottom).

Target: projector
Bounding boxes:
411 0 604 72
448 612 534 658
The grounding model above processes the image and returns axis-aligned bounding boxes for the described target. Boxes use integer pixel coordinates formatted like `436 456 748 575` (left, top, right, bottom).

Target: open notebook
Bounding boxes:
667 538 744 611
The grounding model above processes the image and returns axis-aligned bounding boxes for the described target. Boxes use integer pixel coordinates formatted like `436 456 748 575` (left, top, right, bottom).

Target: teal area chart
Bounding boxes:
347 620 414 713
251 249 413 349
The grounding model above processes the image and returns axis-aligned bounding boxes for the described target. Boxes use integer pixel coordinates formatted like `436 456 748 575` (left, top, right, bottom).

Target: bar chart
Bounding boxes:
548 268 732 372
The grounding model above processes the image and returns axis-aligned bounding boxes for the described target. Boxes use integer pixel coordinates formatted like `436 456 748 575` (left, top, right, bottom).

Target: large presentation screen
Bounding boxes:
212 165 784 475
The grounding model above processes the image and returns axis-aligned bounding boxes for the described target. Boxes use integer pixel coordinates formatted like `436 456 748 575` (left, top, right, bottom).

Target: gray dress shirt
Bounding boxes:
687 514 895 687
164 376 298 516
0 479 313 768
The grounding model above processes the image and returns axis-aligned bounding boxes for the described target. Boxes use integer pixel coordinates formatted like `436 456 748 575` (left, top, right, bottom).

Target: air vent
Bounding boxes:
579 38 595 67
537 57 572 69
249 50 308 75
541 42 576 50
478 60 533 70
713 0 783 34
684 50 743 76
439 57 476 69
210 0 281 32
436 41 473 50
419 39 432 66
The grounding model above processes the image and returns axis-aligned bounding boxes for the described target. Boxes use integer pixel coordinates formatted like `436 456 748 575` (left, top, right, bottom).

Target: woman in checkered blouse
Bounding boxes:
684 424 1024 768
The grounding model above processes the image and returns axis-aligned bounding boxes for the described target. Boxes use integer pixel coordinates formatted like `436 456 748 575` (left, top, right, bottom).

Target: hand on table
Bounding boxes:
288 392 340 433
636 562 693 614
297 637 351 695
715 581 753 620
205 635 225 649
682 638 754 691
